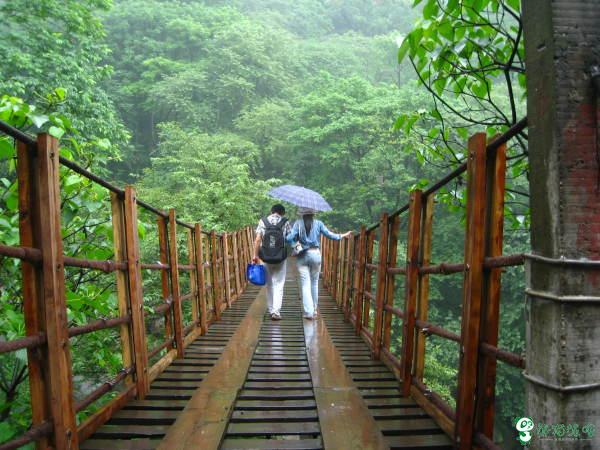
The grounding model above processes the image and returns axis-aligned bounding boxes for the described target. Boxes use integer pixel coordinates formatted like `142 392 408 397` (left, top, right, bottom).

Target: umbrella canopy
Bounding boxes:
268 185 332 212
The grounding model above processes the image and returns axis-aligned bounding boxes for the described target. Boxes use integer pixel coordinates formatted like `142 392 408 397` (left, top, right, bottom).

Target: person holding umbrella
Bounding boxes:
267 185 353 320
285 208 352 319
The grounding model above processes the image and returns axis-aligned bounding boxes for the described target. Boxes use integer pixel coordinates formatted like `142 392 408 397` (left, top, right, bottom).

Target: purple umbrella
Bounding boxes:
267 185 332 212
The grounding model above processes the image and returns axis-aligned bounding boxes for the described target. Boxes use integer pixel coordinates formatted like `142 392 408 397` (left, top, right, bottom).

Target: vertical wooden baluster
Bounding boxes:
222 232 232 307
32 134 79 448
455 133 487 450
243 228 249 287
203 233 211 323
414 194 434 380
232 231 241 299
363 231 375 332
331 239 339 301
194 224 208 335
337 239 346 307
110 193 134 387
344 236 355 321
345 233 360 323
168 209 184 358
123 186 149 398
210 231 221 321
327 239 332 289
17 141 50 449
353 226 367 335
382 215 400 351
337 240 344 305
157 216 173 350
400 190 423 397
373 213 390 359
475 137 507 441
187 228 199 333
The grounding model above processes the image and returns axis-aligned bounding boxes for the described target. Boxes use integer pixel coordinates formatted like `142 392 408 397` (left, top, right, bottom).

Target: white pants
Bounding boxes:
265 260 287 315
296 249 321 317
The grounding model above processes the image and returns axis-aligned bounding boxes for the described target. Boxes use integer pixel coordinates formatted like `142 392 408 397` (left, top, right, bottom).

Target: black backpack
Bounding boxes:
258 216 288 264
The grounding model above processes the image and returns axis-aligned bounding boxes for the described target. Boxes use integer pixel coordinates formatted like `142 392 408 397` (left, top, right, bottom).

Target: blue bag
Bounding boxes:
246 263 266 286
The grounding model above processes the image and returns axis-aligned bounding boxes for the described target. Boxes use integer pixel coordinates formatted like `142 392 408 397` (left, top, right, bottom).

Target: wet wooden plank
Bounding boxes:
238 390 315 400
377 418 440 433
231 410 318 422
244 381 313 389
111 409 179 424
156 289 267 450
385 433 453 449
226 421 320 436
93 424 169 438
364 397 419 407
80 438 159 450
314 388 389 450
235 399 317 410
248 367 310 374
124 400 188 410
368 407 430 418
220 438 323 450
304 310 389 450
246 373 312 380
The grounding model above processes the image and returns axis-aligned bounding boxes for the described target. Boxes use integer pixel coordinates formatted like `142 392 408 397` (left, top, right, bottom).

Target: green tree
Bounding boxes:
396 0 527 170
0 0 129 167
138 123 274 231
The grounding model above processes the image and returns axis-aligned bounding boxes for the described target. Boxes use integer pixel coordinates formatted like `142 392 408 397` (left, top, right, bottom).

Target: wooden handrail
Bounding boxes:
319 122 528 449
0 125 255 449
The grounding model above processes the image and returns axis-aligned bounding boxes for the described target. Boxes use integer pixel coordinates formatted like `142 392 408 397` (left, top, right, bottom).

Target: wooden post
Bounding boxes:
362 232 375 330
187 228 199 330
222 232 232 307
373 213 390 359
210 231 221 320
243 228 249 287
331 240 339 301
232 231 241 298
168 209 184 358
382 215 400 350
194 225 208 335
157 216 173 350
32 134 79 448
353 226 367 335
337 239 346 307
17 140 50 449
110 193 134 386
414 194 434 380
123 187 149 398
400 190 423 397
455 133 487 449
475 138 507 440
343 236 355 320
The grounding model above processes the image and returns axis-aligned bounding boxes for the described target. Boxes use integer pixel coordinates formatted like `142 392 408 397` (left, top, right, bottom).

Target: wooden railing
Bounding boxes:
0 124 253 450
321 118 528 450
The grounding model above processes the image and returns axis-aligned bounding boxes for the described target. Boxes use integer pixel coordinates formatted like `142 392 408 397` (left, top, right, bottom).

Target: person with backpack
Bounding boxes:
285 208 353 319
252 204 291 320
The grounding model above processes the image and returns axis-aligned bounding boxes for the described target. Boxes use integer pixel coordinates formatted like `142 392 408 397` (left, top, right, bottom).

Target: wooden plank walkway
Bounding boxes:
81 263 452 450
81 286 260 449
318 294 453 450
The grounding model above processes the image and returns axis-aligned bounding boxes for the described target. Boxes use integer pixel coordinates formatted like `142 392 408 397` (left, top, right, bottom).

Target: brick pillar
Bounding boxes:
522 2 600 448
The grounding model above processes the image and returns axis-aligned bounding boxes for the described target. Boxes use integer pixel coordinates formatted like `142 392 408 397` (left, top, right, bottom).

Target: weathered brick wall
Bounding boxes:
523 1 600 449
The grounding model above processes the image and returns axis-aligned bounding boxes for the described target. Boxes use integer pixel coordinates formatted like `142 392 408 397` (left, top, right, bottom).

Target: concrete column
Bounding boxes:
522 1 600 448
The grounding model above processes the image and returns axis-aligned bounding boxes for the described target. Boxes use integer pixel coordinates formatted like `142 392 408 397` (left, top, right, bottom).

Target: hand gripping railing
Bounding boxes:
321 118 529 450
0 122 254 450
